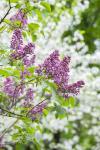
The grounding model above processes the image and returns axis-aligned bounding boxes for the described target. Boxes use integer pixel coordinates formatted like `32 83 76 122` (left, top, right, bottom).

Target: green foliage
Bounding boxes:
40 1 51 12
76 0 100 53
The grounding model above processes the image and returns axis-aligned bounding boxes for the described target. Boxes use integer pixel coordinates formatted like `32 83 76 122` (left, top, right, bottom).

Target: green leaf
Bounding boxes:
40 2 51 12
0 26 6 32
28 23 40 32
31 34 37 42
4 19 11 24
0 69 10 77
34 9 43 21
15 3 22 8
68 96 75 108
10 0 19 3
15 144 25 150
43 109 49 116
0 49 6 54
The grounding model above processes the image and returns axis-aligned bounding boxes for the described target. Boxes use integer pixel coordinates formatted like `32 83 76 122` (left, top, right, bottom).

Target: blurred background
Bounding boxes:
0 0 100 150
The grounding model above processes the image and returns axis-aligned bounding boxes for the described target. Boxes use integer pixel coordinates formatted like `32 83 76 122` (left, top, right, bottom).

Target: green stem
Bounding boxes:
0 106 25 118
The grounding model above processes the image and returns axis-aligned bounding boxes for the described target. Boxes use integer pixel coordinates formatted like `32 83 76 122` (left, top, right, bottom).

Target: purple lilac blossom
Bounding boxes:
3 77 15 97
10 29 35 61
29 100 48 119
3 77 24 99
13 83 25 99
37 50 85 97
10 10 27 28
23 88 34 107
10 29 23 50
66 80 85 95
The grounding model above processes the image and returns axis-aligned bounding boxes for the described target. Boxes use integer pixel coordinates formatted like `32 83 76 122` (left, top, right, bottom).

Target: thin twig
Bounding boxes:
0 106 25 118
0 0 12 24
0 118 19 138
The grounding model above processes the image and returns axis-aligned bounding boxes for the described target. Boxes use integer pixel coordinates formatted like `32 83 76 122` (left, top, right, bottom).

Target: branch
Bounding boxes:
0 0 12 24
0 118 19 138
0 106 26 118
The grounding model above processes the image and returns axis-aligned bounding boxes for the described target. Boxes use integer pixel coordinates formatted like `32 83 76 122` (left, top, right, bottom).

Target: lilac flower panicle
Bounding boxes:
42 50 70 89
23 88 34 107
26 88 34 100
3 77 15 97
37 50 85 98
10 10 27 28
10 29 23 50
13 85 23 99
66 80 85 95
10 30 35 62
29 101 48 119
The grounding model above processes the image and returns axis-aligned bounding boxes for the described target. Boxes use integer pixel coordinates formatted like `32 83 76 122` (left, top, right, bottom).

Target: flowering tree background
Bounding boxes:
0 0 100 150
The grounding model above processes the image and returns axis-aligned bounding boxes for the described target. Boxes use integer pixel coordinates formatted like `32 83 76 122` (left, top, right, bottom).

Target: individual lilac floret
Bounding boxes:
66 80 85 95
10 10 27 28
10 29 23 50
3 77 15 97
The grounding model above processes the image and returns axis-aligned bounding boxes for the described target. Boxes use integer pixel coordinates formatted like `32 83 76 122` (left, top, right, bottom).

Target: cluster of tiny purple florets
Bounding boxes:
36 50 85 98
10 29 35 67
3 77 24 99
23 88 34 107
3 77 15 97
10 10 27 28
29 100 48 120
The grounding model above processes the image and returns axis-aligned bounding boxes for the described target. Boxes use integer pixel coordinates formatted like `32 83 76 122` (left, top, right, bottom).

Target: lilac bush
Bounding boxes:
0 0 85 147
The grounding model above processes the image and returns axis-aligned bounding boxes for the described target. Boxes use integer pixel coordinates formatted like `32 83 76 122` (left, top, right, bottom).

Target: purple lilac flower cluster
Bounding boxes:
3 77 15 97
10 29 23 50
23 88 34 107
28 100 48 120
10 29 35 66
3 77 24 99
10 10 27 28
36 50 85 98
